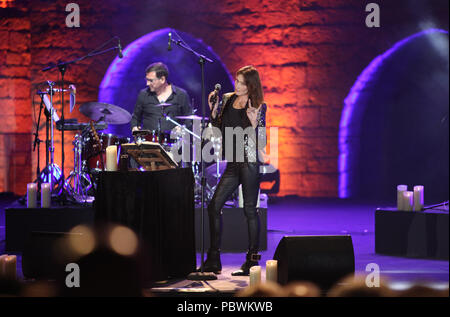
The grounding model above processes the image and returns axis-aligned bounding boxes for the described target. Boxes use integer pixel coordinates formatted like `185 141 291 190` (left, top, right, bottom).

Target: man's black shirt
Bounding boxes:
131 85 192 132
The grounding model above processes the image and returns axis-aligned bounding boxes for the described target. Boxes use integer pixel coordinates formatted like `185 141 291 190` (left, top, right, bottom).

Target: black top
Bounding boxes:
130 85 192 132
211 92 267 163
221 95 248 162
222 103 246 128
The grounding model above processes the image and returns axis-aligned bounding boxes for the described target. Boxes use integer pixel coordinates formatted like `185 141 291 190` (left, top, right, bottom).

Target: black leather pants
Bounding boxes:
207 162 261 252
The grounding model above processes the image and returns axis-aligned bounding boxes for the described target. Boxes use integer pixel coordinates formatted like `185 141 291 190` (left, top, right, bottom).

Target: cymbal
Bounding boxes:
175 114 209 120
79 102 132 124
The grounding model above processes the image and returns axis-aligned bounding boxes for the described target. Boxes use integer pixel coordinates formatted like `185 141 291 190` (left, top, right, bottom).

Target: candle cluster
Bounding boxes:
397 185 424 211
0 254 17 280
26 183 51 208
249 260 278 286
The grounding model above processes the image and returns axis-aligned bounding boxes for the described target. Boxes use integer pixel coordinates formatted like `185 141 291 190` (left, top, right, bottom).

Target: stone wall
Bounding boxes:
0 0 448 196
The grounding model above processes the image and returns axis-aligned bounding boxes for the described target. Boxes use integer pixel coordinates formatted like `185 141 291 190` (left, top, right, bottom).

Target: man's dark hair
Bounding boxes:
145 62 169 81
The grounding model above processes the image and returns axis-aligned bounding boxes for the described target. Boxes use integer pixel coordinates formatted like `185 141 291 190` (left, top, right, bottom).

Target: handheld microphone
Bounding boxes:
168 32 172 51
118 38 123 58
209 83 221 104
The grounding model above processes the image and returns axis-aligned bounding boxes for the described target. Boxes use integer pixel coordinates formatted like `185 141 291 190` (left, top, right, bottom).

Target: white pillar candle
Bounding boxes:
41 183 51 208
0 254 8 278
403 191 414 211
3 255 17 280
266 260 278 283
397 185 408 210
249 265 261 286
106 145 118 171
413 185 424 211
27 183 37 208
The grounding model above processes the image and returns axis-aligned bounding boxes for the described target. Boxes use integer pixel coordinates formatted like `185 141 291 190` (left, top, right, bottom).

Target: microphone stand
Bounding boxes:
164 114 201 140
170 31 217 281
32 93 46 190
48 83 57 196
42 36 122 205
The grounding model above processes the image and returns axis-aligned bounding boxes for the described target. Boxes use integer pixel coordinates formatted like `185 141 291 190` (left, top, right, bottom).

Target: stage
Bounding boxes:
1 193 448 296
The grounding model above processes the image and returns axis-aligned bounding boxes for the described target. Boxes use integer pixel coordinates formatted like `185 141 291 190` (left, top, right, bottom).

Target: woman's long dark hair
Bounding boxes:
236 65 264 108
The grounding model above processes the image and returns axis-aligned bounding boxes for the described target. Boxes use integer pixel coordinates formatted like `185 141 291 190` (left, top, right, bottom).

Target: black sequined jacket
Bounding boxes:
209 92 267 163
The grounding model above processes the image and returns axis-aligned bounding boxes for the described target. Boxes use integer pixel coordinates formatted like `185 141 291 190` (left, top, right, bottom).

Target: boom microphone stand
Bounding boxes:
169 30 217 280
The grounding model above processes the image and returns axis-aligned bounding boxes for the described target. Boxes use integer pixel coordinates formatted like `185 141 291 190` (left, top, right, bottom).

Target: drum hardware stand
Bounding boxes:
170 29 217 280
33 85 63 198
40 64 71 204
32 91 47 192
42 36 123 205
64 133 94 204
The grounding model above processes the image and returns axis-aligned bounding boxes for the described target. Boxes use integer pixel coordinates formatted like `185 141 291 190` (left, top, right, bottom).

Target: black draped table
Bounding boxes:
94 168 196 284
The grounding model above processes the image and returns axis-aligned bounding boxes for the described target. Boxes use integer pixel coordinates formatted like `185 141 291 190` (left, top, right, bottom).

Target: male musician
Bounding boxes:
131 62 192 133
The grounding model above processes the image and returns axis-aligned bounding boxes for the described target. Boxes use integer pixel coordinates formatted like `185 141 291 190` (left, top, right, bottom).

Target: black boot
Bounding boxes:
202 249 222 274
232 205 261 276
231 251 261 276
201 206 223 274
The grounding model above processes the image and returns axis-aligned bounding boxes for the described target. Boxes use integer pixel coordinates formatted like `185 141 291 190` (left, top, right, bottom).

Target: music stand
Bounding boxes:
121 142 178 171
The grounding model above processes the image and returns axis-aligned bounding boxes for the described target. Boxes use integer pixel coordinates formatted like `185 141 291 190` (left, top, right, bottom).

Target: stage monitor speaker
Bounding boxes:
273 235 355 290
22 231 80 279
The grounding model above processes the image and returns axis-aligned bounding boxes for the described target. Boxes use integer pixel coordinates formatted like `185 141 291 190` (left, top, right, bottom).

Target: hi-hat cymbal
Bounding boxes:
79 102 132 124
175 114 209 120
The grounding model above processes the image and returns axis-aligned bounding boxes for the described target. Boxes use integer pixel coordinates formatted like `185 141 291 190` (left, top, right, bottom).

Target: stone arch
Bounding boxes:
339 29 449 203
98 28 234 138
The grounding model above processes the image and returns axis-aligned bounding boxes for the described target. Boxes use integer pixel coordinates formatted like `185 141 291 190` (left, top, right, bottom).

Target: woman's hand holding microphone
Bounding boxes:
208 84 221 119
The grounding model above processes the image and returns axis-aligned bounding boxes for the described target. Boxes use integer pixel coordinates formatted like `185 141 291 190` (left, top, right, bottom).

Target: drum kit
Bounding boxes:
31 36 224 205
38 96 223 204
52 101 132 203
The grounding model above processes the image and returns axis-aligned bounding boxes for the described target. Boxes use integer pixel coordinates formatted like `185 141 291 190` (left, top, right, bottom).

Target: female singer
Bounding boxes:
204 65 267 276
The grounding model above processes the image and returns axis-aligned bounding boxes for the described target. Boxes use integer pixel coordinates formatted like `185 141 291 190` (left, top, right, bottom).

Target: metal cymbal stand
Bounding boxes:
64 131 94 203
41 82 63 195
